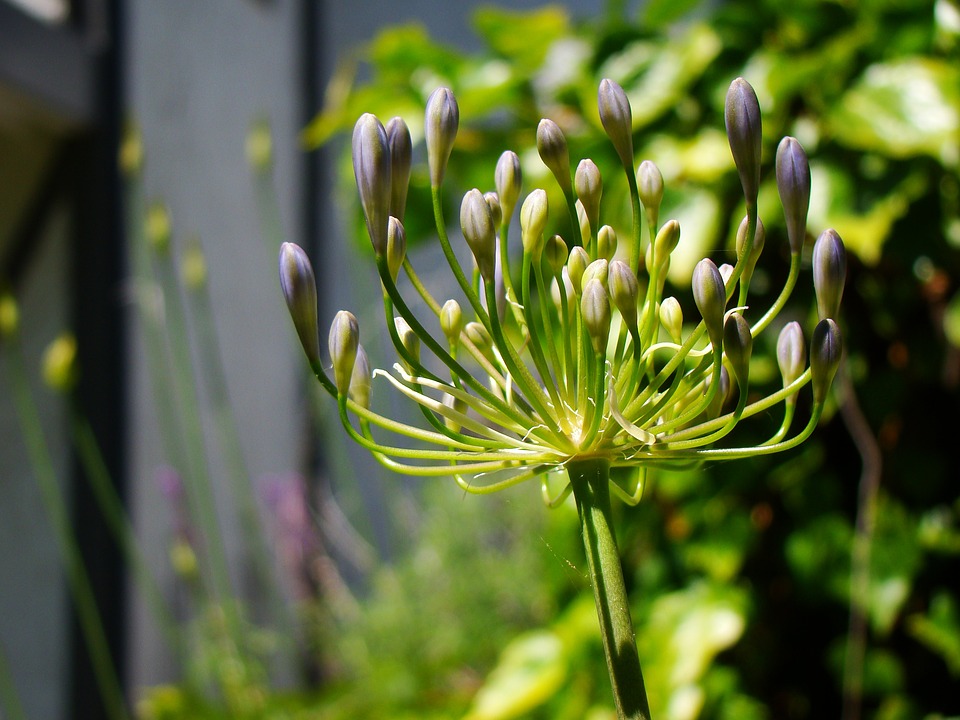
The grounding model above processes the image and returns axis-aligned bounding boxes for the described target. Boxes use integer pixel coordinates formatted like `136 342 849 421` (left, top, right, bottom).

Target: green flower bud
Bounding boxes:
329 310 360 395
810 318 842 404
598 78 634 172
245 120 271 172
145 203 171 254
425 87 459 187
484 191 503 230
386 117 413 221
440 299 464 346
537 118 572 195
43 333 78 393
723 312 752 390
659 296 683 343
386 216 407 282
582 258 609 290
575 159 602 237
776 321 806 393
460 188 497 283
349 345 372 409
567 246 589 293
394 316 420 373
813 229 846 321
181 241 207 291
0 292 18 339
719 263 735 288
495 150 522 224
637 160 664 225
544 234 569 277
464 321 494 359
120 120 144 177
776 137 810 255
279 242 321 365
693 258 726 348
581 278 611 355
653 219 681 270
724 77 762 210
736 215 765 284
551 269 575 312
597 225 618 262
520 189 549 257
352 113 391 256
609 260 639 335
576 200 591 246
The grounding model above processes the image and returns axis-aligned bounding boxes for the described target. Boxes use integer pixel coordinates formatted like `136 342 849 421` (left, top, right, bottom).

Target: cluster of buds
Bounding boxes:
280 78 845 505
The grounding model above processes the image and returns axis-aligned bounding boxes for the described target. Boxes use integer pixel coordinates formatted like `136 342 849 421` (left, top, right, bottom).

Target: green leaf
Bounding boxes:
828 57 960 163
944 291 960 349
643 0 708 29
473 5 571 74
907 592 960 676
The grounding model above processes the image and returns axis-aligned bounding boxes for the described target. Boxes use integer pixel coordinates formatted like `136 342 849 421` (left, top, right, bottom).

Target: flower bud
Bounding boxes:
567 246 589 293
609 260 639 335
484 191 502 230
120 121 144 177
181 241 207 291
43 333 78 393
440 299 464 346
597 225 618 261
653 219 681 269
537 119 572 195
576 200 591 245
776 137 810 255
352 113 391 256
544 234 568 277
386 117 413 221
581 278 611 355
349 345 372 409
394 316 420 373
598 78 634 172
810 318 842 404
425 87 459 187
582 258 609 289
386 216 407 282
813 229 846 321
724 77 762 210
575 159 602 236
723 312 752 390
460 188 497 283
693 258 726 348
719 263 735 288
637 160 664 224
495 150 522 223
736 215 765 284
776 321 806 392
464 321 494 357
552 269 575 312
705 366 731 419
329 311 360 395
145 203 171 254
279 242 320 365
660 297 683 343
520 189 549 257
0 293 18 339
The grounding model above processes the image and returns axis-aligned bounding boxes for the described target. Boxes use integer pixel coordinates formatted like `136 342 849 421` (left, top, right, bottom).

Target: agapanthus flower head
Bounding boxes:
281 78 843 506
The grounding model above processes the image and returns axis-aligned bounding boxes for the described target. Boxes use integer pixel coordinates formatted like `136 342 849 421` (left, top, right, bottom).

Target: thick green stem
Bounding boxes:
569 459 651 720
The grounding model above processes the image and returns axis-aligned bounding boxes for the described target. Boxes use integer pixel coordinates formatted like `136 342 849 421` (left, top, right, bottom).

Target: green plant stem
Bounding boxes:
568 458 651 720
0 635 27 720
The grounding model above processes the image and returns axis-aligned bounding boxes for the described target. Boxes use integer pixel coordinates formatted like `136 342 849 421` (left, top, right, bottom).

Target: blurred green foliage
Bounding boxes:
143 0 960 717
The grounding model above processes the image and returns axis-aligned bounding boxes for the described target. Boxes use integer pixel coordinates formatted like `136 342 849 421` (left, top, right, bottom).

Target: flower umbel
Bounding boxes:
282 78 844 505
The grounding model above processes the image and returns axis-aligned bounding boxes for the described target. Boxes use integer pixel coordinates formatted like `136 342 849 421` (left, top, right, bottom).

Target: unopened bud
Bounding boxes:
484 191 502 229
145 203 171 254
609 260 639 334
120 121 145 177
352 113 391 255
719 263 735 287
736 215 765 284
813 229 846 321
386 117 413 221
637 160 664 225
537 119 572 195
520 189 549 257
329 311 360 395
495 150 522 223
279 242 320 365
582 258 609 289
597 225 618 261
725 78 762 210
575 159 602 236
567 246 589 293
43 333 77 393
581 278 611 355
653 219 681 269
576 200 591 245
723 312 752 390
440 299 464 346
598 78 634 172
460 188 497 283
349 345 372 409
776 137 810 255
245 120 271 172
181 241 207 291
425 87 459 187
776 321 806 393
810 318 842 404
0 293 19 338
393 316 420 373
464 321 494 357
386 216 407 282
706 366 731 419
544 234 568 277
660 297 683 343
693 258 726 348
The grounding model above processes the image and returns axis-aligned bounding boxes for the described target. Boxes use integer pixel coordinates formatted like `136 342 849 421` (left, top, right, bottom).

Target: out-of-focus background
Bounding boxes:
1 0 958 718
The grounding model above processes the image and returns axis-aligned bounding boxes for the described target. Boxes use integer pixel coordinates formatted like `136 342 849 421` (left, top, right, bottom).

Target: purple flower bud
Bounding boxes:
352 113 391 255
386 117 412 221
598 78 634 172
460 188 497 283
723 312 753 390
776 137 810 255
776 321 806 391
279 242 320 365
725 78 762 210
495 150 522 223
328 310 360 396
813 229 846 321
537 119 572 195
425 87 459 187
349 345 372 409
693 258 726 349
810 318 842 404
609 260 639 335
386 216 407 283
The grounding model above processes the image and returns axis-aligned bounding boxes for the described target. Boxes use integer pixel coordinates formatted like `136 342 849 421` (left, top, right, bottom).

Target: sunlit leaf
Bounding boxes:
473 5 571 74
907 592 960 676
